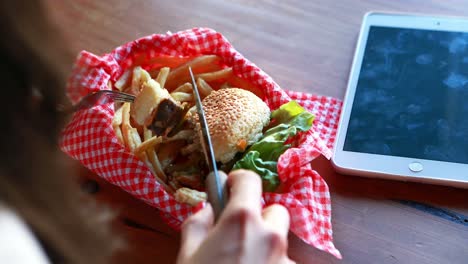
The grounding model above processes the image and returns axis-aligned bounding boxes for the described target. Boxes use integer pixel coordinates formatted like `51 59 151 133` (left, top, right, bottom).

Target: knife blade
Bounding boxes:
189 67 227 220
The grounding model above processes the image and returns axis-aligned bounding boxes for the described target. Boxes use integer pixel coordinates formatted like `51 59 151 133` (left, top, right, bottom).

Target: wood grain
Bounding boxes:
46 1 468 263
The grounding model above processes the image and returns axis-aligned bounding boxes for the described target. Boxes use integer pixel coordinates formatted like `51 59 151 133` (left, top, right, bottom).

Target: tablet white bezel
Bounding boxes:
332 12 468 188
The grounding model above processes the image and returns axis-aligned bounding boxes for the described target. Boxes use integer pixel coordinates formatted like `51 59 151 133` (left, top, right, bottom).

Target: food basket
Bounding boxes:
60 28 342 258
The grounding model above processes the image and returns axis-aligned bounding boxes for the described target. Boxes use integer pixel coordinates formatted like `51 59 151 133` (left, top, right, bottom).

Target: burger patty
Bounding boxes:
147 98 186 136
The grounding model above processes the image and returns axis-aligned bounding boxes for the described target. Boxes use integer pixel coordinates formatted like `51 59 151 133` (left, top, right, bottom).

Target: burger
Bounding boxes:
192 88 271 164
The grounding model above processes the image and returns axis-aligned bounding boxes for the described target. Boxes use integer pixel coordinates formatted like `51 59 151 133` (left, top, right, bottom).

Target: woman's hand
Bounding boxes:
177 169 294 264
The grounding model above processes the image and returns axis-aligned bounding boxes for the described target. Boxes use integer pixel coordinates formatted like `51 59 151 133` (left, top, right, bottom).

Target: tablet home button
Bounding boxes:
409 162 423 172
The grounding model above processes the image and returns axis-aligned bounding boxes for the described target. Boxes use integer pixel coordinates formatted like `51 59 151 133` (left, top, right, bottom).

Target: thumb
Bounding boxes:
178 204 214 262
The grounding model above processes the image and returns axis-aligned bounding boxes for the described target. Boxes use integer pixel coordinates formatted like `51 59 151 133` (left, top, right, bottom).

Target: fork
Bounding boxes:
71 90 136 112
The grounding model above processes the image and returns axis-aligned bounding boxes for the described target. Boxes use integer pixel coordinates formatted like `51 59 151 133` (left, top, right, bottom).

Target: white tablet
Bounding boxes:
332 12 468 188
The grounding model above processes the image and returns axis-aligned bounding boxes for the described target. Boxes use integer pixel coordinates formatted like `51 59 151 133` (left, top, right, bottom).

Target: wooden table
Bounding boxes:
46 1 468 263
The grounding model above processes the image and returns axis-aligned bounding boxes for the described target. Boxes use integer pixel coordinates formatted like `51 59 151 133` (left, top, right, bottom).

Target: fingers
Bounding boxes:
178 204 214 261
225 169 263 214
262 204 291 262
262 204 290 239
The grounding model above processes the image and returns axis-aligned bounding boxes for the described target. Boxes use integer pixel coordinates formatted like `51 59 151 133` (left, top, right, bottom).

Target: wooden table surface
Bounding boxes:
46 1 468 263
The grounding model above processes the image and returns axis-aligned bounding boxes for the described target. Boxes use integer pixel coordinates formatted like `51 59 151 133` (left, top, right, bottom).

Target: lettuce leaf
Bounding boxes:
232 101 314 192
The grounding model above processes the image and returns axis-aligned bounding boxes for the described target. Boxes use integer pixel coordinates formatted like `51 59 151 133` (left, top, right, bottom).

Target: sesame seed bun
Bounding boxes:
199 88 271 164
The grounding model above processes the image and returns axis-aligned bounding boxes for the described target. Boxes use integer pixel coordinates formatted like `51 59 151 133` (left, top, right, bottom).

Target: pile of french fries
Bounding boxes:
110 55 255 206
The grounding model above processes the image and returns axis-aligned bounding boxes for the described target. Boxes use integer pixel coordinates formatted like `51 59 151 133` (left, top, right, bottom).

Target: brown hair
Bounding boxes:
0 0 120 263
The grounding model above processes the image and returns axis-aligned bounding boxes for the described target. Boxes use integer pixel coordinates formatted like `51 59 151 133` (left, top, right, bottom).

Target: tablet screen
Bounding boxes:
344 26 468 164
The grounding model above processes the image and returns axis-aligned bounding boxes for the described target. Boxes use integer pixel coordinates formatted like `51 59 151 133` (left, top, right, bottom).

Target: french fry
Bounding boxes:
113 124 124 145
134 55 196 70
170 92 193 102
196 67 233 82
196 78 214 98
115 69 132 91
142 126 169 190
126 66 151 95
181 142 199 155
227 74 264 98
131 127 142 146
165 55 222 90
130 79 171 127
121 102 131 127
174 174 202 190
112 105 124 127
131 118 170 193
146 149 168 183
143 127 153 141
139 152 173 193
112 104 125 145
174 188 207 206
119 103 135 150
164 130 193 142
134 135 163 155
122 124 136 151
156 67 170 88
113 100 171 193
172 82 193 93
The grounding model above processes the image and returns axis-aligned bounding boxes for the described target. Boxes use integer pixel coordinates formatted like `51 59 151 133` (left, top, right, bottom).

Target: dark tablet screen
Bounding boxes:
344 26 468 164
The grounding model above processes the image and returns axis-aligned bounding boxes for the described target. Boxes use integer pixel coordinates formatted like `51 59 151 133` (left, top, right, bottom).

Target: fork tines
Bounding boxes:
105 90 135 102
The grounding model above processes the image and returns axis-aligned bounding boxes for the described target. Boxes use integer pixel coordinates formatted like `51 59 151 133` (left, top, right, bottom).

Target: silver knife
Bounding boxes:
189 67 227 220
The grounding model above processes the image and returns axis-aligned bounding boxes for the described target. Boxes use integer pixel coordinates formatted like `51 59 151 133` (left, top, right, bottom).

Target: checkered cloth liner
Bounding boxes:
60 28 343 259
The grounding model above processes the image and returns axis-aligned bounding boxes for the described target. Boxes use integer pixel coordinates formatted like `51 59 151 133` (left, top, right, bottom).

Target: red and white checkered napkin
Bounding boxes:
60 28 343 259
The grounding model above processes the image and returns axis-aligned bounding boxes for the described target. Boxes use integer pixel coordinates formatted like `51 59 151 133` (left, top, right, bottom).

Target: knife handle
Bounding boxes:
205 170 228 221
